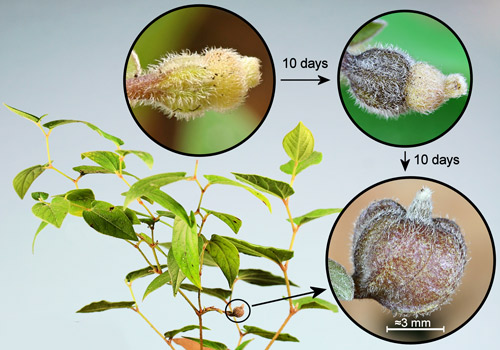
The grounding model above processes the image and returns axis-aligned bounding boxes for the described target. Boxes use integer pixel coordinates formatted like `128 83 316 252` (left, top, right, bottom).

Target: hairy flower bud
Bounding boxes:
351 188 467 316
341 48 468 118
126 48 262 121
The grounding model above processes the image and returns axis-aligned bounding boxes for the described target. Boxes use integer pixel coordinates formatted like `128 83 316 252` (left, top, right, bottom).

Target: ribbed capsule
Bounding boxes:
352 188 467 316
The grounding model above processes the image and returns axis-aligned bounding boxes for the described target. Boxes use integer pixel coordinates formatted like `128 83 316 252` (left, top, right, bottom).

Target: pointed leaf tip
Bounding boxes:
4 103 41 123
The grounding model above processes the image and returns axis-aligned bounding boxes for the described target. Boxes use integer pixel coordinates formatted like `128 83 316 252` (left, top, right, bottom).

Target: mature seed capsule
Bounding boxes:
351 188 467 316
341 48 468 118
226 304 245 317
126 48 262 121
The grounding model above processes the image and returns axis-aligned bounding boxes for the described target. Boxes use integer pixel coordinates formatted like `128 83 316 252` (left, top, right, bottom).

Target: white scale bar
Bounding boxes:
386 326 445 333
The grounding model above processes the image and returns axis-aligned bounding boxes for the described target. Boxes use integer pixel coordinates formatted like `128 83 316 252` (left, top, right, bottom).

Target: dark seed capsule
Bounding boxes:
226 304 245 318
341 48 413 117
351 188 467 316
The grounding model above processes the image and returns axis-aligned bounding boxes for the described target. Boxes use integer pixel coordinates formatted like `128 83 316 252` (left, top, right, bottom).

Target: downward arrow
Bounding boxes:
400 151 410 171
251 286 326 307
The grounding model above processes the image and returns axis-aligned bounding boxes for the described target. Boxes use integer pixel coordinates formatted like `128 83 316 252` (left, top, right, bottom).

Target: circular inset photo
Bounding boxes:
225 298 251 323
124 5 275 156
338 11 472 147
326 178 494 344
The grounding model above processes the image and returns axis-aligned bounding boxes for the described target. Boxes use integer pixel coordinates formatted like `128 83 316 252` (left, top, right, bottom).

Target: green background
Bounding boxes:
341 12 471 147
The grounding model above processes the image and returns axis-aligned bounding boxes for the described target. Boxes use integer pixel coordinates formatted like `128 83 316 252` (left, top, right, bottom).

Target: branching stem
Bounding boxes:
126 282 168 344
126 240 155 271
197 290 204 350
264 308 297 350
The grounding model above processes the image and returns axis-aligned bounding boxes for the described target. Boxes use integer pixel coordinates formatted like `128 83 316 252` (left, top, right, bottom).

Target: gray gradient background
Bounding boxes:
0 0 498 349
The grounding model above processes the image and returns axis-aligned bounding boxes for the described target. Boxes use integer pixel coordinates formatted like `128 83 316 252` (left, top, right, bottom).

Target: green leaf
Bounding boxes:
72 165 137 179
139 218 156 226
31 192 49 201
81 151 122 172
222 236 293 264
164 325 210 339
146 189 190 224
235 339 254 350
117 206 141 225
242 325 299 342
76 300 135 313
349 19 387 47
180 284 232 301
204 175 272 213
202 208 242 234
280 151 322 176
125 265 166 283
206 235 240 288
232 173 294 199
4 103 40 123
143 272 172 300
159 242 172 249
82 200 138 241
41 119 124 147
32 221 48 254
157 210 175 219
13 164 47 199
328 259 354 301
288 208 342 226
198 235 219 267
181 337 227 350
294 296 338 313
160 239 228 269
32 197 70 228
172 216 201 289
137 233 168 259
63 188 95 216
123 172 186 209
282 121 314 162
115 150 154 169
167 248 186 296
238 269 298 287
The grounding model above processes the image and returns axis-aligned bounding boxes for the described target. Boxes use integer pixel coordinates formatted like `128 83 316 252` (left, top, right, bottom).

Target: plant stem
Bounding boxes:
264 309 297 350
279 263 293 309
126 282 168 344
265 194 302 349
228 283 244 344
126 240 155 270
36 123 79 187
198 213 209 237
149 226 162 272
290 160 299 186
179 289 198 314
46 164 78 185
191 160 204 192
197 290 204 350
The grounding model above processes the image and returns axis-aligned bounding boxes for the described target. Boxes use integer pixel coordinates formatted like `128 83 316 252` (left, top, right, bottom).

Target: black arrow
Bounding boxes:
281 75 330 85
400 151 410 171
251 286 326 307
